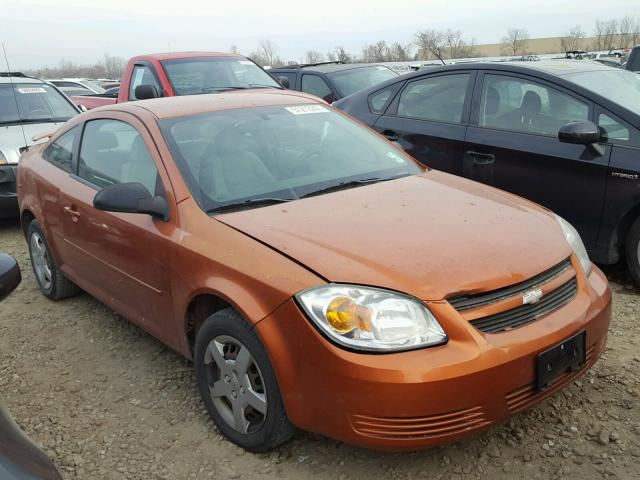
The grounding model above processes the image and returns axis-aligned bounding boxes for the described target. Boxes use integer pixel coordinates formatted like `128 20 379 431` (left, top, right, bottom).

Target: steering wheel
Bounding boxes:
25 108 49 118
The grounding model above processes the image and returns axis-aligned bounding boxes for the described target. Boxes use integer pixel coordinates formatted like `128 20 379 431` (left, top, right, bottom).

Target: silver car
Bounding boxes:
0 73 80 218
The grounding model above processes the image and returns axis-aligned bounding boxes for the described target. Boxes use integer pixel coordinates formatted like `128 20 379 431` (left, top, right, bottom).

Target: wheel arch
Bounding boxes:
607 203 640 263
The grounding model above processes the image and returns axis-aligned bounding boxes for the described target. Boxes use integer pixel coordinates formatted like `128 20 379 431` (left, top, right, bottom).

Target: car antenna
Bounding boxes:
2 43 29 152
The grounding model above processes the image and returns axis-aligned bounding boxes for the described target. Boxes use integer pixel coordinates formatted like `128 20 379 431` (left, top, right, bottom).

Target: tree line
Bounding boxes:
23 16 640 78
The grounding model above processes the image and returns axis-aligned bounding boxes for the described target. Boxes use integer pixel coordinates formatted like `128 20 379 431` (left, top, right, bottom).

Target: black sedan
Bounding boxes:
334 61 640 283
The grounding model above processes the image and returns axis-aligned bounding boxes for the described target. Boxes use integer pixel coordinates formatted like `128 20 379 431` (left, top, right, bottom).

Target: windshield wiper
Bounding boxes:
299 177 398 199
207 197 296 214
200 84 280 93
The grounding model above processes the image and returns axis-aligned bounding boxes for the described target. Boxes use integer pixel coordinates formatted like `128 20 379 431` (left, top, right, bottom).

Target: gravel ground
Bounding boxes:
0 217 639 480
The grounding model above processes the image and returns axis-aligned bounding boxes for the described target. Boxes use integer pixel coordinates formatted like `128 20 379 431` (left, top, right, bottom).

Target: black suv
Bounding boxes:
270 61 399 103
335 60 640 283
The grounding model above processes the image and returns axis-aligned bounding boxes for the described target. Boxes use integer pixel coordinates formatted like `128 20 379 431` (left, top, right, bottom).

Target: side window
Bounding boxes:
42 127 77 172
598 112 631 143
397 74 470 123
479 74 589 136
129 65 161 100
301 75 335 103
369 85 397 114
79 119 160 195
276 72 296 88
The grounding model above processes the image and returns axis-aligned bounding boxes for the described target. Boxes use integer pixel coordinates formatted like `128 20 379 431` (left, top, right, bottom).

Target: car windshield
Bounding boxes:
327 66 399 97
161 57 281 95
564 69 640 116
159 104 420 212
80 80 106 93
0 83 78 125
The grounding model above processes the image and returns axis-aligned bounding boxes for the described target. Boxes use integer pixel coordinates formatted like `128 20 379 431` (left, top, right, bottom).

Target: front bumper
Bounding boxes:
256 263 611 450
0 165 18 219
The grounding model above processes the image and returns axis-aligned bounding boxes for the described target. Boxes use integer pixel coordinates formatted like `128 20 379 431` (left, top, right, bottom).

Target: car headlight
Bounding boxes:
555 214 591 275
0 150 6 165
296 285 447 352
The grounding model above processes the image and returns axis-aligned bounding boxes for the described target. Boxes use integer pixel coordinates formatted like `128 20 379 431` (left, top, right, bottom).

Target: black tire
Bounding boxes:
27 220 80 300
626 217 640 286
194 308 295 452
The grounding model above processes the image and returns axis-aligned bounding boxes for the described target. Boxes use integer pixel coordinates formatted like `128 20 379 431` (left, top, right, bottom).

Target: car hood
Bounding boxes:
216 171 573 301
0 122 65 164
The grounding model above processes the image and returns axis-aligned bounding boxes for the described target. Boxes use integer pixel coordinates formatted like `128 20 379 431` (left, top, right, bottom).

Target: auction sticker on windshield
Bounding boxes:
17 87 47 94
285 105 329 115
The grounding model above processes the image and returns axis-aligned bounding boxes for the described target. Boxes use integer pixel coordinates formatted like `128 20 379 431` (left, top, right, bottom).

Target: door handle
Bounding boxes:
63 206 81 222
465 151 495 165
381 130 399 142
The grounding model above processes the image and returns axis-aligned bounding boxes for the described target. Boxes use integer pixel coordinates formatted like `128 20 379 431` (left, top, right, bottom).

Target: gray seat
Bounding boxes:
199 127 275 199
121 135 159 195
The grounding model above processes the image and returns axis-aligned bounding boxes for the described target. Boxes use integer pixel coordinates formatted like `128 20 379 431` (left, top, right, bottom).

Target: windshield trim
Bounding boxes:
160 56 282 97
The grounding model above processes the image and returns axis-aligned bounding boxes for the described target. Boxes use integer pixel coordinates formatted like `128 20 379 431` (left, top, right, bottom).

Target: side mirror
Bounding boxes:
77 104 88 112
0 254 21 302
276 76 290 89
559 121 605 156
93 182 169 221
558 121 601 145
135 85 159 100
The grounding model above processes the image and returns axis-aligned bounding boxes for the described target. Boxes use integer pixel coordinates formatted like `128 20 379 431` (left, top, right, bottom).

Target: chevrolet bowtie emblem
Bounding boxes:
522 288 543 305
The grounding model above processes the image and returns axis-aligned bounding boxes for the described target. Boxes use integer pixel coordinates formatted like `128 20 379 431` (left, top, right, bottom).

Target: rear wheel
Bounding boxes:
194 308 295 452
27 220 79 300
625 217 640 286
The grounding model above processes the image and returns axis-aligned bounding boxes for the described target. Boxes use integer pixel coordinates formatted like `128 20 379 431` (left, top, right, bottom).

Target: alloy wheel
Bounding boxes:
30 232 52 291
204 335 267 434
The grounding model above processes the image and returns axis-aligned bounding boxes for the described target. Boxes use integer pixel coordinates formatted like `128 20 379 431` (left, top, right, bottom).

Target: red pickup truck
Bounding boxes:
73 51 284 110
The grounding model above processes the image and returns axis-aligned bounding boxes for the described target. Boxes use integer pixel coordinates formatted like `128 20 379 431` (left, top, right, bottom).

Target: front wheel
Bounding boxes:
194 308 295 452
27 220 79 300
625 217 640 286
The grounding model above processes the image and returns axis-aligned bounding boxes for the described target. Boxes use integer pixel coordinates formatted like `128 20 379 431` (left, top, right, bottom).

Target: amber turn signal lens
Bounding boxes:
326 296 356 333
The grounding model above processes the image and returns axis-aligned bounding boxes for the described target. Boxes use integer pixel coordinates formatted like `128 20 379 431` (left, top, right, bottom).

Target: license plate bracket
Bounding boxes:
536 331 586 392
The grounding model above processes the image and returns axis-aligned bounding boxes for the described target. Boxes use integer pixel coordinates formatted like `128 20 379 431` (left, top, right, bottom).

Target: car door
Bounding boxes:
372 71 475 175
60 112 176 343
593 108 640 262
465 71 609 249
129 63 164 100
36 127 82 264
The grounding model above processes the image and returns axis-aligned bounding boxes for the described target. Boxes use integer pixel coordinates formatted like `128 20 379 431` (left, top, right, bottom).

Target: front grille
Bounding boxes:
350 406 490 440
449 258 573 311
469 277 577 333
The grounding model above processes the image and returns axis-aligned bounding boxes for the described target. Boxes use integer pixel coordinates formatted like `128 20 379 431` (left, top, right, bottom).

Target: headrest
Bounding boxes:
521 90 542 113
485 87 500 116
172 121 201 142
94 131 118 150
216 127 246 155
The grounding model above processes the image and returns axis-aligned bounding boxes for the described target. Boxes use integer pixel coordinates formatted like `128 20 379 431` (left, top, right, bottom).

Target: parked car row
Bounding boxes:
2 48 635 455
335 60 640 283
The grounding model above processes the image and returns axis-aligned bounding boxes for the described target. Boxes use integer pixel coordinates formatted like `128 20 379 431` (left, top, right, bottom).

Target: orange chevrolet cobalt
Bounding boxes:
17 90 611 452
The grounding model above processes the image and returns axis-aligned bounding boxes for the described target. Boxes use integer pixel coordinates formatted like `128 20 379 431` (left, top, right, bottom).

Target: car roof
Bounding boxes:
93 89 324 120
272 63 388 73
131 51 243 62
399 59 618 79
0 76 46 84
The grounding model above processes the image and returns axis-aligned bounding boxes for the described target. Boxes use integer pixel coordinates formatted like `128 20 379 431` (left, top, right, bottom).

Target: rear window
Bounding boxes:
327 66 399 97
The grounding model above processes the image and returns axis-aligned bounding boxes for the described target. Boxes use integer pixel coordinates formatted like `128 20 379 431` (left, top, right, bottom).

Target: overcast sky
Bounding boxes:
1 0 637 69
